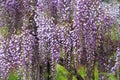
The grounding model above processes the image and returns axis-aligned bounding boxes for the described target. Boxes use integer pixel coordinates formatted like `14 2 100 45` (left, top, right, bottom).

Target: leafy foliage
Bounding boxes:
78 65 87 79
55 64 69 80
9 71 18 80
0 26 9 37
110 23 119 41
94 65 99 80
101 73 117 80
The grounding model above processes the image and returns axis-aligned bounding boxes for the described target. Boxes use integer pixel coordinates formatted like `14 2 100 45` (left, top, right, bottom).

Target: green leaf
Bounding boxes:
72 76 77 80
16 30 21 35
55 64 69 80
60 48 65 58
111 23 119 41
0 26 9 37
9 71 18 80
78 65 87 79
94 66 99 80
101 73 117 80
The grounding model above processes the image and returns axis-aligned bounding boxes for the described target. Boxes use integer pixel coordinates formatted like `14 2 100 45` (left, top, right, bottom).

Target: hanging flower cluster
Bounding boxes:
0 34 22 78
0 28 35 79
0 0 119 80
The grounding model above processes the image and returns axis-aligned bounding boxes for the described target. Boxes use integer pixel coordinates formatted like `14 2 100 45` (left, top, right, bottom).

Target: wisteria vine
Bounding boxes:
0 0 119 80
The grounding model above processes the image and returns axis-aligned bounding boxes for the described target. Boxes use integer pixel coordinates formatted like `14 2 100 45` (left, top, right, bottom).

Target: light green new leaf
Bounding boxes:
101 73 117 80
9 72 18 80
111 23 119 41
94 66 99 80
55 64 69 80
0 26 9 37
78 65 87 79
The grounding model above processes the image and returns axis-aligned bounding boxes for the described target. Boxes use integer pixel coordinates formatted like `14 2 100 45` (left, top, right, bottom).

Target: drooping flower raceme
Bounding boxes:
0 34 22 78
0 28 35 79
0 0 119 80
72 1 116 77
